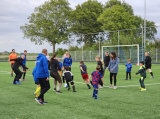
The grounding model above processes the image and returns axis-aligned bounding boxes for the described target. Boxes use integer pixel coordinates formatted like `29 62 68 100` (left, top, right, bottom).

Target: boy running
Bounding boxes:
9 49 17 77
134 61 147 91
79 61 91 89
62 66 77 92
125 59 132 80
88 65 104 99
32 63 41 98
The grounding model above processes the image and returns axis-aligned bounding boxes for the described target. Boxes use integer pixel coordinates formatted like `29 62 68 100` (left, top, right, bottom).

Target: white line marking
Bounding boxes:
0 70 160 88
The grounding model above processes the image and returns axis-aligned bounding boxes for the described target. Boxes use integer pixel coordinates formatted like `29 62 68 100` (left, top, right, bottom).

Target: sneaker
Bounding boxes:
23 79 27 81
68 87 71 91
35 97 43 105
53 88 56 91
99 86 103 89
129 79 131 80
40 99 48 104
150 76 154 78
88 87 91 89
11 73 13 77
125 79 128 80
16 81 21 84
94 97 99 99
109 84 113 88
92 95 95 97
13 82 17 84
141 88 146 91
73 90 77 92
139 87 142 89
56 91 62 94
19 79 23 81
113 86 117 89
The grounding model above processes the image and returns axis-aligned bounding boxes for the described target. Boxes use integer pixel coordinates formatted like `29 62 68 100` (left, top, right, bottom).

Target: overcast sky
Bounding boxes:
0 0 160 53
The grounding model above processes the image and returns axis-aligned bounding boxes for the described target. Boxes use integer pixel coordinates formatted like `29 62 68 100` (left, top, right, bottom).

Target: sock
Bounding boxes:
150 72 153 76
72 85 75 91
35 87 41 97
57 83 62 91
95 90 98 97
93 89 95 97
87 84 90 87
23 73 26 79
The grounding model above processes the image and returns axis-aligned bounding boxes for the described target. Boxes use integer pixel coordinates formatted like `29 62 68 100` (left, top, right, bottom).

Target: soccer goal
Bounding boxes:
102 44 140 66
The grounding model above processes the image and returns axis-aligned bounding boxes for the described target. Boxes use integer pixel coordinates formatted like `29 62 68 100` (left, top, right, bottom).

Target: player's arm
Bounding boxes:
80 66 84 72
112 58 119 71
135 68 143 76
101 78 105 84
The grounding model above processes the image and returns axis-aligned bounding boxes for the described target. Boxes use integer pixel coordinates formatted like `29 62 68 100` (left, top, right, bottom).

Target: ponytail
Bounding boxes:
51 53 57 61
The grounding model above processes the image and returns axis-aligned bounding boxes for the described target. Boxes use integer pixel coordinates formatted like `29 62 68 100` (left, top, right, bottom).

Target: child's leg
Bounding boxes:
126 72 128 79
94 88 98 98
54 80 57 90
92 89 95 97
84 79 91 88
113 73 117 86
148 69 153 77
129 72 131 79
35 84 41 97
140 77 145 88
71 81 76 92
110 73 113 85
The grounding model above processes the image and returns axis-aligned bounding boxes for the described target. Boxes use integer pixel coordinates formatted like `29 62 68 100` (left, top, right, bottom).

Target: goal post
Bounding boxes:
102 44 139 66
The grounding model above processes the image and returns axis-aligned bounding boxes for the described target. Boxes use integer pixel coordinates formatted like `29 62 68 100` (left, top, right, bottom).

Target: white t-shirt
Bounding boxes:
63 54 67 59
46 55 50 61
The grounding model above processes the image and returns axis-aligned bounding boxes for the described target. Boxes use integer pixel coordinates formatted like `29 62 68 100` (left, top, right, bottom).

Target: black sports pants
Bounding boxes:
110 73 117 86
126 72 131 79
38 78 50 101
13 68 23 83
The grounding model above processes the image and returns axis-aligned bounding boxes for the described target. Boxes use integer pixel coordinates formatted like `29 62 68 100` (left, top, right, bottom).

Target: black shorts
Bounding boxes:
35 82 40 84
67 80 74 85
50 72 62 83
145 65 151 69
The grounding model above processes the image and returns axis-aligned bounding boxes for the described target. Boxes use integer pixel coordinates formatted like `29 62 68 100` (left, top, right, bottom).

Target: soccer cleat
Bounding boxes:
141 88 146 91
125 79 128 80
109 84 113 88
92 95 95 97
40 99 48 104
150 76 154 78
16 81 21 84
139 87 142 89
88 87 91 89
113 86 117 89
13 82 17 84
94 97 99 99
99 86 103 89
73 90 77 92
56 91 62 94
129 79 131 80
11 73 13 77
35 97 43 105
68 87 71 91
53 88 56 91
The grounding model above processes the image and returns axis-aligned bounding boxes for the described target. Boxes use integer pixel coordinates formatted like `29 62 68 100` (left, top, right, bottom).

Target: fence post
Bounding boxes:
75 51 76 61
156 48 157 62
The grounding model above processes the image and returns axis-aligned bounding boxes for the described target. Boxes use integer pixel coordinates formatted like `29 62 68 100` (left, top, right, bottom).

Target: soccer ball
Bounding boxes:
64 83 68 88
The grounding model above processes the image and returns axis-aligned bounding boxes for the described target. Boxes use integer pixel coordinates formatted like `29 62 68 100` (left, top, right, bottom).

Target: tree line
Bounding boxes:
20 0 159 53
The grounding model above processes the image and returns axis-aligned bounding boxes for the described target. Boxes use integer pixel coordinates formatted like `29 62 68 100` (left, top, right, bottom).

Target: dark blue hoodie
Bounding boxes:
20 53 26 65
36 54 49 78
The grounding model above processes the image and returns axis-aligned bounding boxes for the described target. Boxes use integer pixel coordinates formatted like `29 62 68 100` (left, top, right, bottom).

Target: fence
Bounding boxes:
1 48 160 64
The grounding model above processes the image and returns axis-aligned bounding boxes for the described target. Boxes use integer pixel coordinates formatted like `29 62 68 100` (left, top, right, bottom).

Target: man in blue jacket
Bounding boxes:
35 49 50 105
20 50 27 81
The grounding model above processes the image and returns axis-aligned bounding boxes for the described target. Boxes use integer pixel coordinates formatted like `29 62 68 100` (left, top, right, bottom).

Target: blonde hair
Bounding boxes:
96 56 104 66
145 52 149 55
127 59 131 62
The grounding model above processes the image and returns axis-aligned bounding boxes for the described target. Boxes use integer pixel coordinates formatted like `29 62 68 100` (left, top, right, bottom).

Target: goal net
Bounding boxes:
102 44 140 65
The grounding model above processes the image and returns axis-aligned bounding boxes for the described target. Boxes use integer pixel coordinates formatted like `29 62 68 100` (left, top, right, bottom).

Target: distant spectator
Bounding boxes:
63 51 68 59
9 49 17 77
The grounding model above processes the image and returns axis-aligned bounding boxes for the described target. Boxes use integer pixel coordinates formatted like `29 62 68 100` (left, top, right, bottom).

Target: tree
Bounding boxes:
20 0 72 53
70 0 104 47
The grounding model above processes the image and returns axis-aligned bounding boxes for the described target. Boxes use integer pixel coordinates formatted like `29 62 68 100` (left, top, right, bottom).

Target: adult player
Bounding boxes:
63 51 68 59
9 49 17 77
9 55 30 84
103 51 110 76
35 49 50 105
50 53 62 93
20 50 27 81
145 52 154 78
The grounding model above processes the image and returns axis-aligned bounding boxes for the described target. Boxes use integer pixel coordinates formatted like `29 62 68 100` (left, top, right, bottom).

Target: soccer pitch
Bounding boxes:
0 62 160 119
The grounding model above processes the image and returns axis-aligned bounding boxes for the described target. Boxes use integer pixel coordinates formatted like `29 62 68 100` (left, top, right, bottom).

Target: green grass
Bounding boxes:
0 62 160 119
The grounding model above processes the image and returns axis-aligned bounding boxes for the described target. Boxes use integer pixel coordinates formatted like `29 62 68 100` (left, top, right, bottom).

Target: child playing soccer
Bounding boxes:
32 63 41 98
88 65 104 99
62 66 77 92
79 61 91 89
134 61 147 91
125 59 132 80
58 59 63 76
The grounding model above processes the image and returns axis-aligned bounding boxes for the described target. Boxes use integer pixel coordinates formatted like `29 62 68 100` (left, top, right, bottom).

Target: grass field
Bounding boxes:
0 62 160 119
